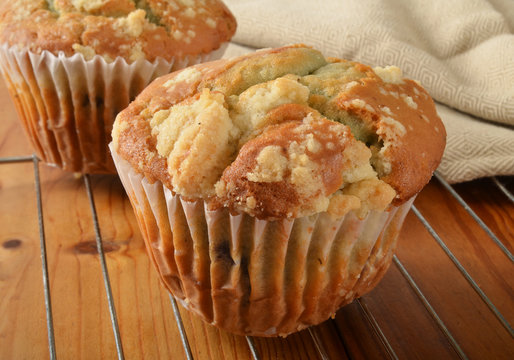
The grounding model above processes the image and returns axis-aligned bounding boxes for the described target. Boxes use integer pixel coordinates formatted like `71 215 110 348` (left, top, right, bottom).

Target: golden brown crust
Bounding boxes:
113 44 446 219
0 0 236 62
217 111 354 219
336 76 446 203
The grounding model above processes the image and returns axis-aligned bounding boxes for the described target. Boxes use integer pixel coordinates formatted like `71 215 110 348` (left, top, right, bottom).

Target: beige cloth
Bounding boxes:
223 0 514 183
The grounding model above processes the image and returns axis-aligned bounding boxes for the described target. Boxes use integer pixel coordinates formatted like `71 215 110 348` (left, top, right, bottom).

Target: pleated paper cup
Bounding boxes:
111 144 414 337
0 44 227 173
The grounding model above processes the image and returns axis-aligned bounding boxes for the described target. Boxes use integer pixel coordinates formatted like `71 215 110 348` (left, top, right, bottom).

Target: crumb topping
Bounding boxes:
373 66 404 84
164 67 203 89
401 94 418 109
231 77 310 133
113 45 445 219
342 178 396 218
72 43 96 60
71 0 107 12
151 88 239 197
247 145 288 183
113 9 147 38
326 192 361 218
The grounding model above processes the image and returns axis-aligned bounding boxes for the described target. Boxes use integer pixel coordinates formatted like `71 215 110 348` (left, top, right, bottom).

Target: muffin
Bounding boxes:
0 0 236 173
110 44 446 336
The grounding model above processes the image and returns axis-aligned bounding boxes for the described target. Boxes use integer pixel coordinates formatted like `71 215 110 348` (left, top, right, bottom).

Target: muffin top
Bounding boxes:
112 44 446 219
0 0 236 63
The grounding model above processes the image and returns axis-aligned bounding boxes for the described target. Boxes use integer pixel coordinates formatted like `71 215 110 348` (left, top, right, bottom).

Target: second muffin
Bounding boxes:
0 0 236 173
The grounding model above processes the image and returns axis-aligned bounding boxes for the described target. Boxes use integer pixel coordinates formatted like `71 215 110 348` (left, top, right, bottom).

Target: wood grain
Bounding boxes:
0 163 48 360
0 72 513 360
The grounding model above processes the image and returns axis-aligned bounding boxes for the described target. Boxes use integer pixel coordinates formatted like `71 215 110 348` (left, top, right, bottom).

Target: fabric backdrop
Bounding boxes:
222 0 514 183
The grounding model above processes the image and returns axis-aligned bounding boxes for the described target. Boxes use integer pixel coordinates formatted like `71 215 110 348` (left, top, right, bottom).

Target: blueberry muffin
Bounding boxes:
110 44 445 336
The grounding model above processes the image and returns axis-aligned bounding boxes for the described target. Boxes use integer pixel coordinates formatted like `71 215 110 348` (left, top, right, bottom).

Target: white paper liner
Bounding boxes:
0 43 227 173
110 144 415 337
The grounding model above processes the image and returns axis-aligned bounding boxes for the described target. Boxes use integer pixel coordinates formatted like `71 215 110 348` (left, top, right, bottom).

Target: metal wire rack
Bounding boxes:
1 154 512 360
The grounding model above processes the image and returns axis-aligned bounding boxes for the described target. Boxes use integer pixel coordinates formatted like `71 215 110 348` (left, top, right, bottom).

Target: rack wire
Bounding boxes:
1 154 512 360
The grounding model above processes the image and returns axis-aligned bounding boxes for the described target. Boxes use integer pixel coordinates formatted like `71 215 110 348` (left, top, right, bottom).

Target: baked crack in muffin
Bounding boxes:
110 44 446 336
0 0 236 173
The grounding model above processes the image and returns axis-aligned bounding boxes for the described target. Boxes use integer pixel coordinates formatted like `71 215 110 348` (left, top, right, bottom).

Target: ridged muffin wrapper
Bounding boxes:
110 145 415 337
0 43 228 173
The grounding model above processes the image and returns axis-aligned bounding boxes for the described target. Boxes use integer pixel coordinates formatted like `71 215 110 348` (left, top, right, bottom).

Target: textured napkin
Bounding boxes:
223 0 514 183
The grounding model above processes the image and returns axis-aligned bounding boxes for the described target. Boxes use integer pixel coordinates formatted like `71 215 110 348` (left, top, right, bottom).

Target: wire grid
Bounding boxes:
1 154 512 360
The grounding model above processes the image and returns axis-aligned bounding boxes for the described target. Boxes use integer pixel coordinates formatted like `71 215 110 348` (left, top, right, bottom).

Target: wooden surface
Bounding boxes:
0 77 513 359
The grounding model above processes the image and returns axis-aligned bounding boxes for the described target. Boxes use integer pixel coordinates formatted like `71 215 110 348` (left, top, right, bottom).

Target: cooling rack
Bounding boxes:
1 153 512 360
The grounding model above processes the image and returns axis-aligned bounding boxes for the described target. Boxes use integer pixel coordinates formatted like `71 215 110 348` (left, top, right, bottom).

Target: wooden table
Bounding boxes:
0 78 512 359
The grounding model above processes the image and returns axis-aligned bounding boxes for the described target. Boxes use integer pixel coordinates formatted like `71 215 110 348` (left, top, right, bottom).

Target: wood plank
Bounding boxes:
335 302 391 360
88 174 189 360
38 166 117 359
308 320 349 360
414 180 514 326
357 265 461 359
0 163 49 360
0 133 188 358
177 304 254 360
0 76 50 359
451 177 514 253
394 184 514 359
250 328 325 360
